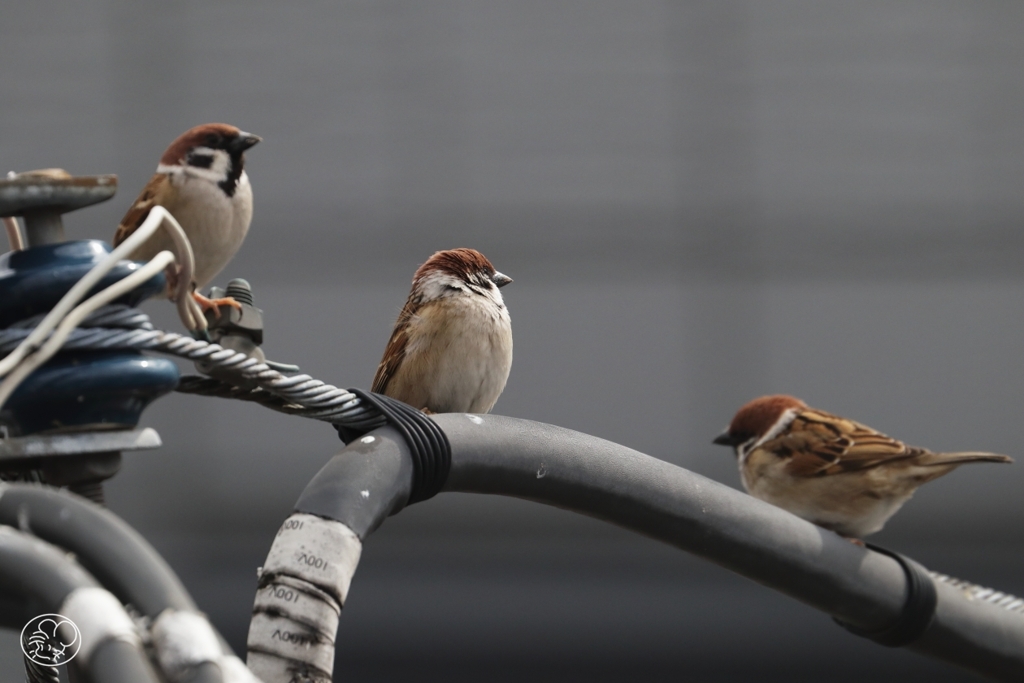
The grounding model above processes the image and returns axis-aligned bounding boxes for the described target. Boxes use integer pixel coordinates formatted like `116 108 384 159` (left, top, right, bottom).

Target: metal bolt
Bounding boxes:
225 278 255 306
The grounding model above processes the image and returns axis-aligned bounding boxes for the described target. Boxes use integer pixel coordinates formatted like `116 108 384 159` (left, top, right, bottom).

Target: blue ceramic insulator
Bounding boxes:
6 351 179 435
0 240 179 436
0 240 165 326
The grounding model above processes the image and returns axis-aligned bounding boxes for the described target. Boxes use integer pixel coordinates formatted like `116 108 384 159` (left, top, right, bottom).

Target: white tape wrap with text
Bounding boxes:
246 513 362 680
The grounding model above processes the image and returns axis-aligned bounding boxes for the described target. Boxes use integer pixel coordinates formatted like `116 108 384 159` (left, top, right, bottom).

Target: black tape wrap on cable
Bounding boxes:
335 389 451 505
835 544 937 647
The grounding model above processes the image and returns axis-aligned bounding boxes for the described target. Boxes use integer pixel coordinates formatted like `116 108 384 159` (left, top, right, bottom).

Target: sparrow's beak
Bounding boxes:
491 272 513 288
229 132 262 153
712 429 741 447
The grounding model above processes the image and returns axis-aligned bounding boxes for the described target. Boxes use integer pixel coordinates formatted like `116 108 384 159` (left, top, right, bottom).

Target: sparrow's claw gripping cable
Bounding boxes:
193 292 242 319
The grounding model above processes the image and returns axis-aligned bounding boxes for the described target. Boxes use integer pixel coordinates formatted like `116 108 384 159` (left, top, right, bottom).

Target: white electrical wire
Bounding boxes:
145 207 204 332
3 217 23 251
0 251 175 410
0 206 199 381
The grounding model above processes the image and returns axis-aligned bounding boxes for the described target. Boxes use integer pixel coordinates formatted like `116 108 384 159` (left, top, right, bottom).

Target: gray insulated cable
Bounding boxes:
0 525 160 683
0 483 253 683
0 483 197 616
249 414 1024 683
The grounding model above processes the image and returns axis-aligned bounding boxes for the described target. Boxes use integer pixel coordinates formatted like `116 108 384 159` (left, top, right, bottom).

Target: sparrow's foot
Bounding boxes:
193 292 242 319
420 407 435 415
842 535 866 547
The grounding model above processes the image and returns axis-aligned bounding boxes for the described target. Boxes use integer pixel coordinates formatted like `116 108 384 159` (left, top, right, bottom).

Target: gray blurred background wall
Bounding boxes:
2 2 1024 681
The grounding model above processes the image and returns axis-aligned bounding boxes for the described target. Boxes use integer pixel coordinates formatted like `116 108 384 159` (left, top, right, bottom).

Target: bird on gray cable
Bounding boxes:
372 248 513 414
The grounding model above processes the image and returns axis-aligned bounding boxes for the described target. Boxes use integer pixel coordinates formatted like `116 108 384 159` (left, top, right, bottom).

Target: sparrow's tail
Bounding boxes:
921 451 1013 466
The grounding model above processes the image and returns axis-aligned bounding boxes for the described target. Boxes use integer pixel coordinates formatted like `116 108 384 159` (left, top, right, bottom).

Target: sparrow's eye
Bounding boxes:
205 134 220 147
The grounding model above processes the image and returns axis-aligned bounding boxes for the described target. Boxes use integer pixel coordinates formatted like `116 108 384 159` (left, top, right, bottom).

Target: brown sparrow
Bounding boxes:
372 248 513 414
113 123 260 315
713 394 1012 538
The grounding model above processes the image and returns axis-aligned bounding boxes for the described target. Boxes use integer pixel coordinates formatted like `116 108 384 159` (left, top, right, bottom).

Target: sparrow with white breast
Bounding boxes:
372 248 513 414
113 123 260 315
713 394 1012 538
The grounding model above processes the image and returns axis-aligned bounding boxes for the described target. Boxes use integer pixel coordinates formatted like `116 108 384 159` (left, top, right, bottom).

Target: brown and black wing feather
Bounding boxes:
371 297 419 395
760 409 919 477
112 174 172 247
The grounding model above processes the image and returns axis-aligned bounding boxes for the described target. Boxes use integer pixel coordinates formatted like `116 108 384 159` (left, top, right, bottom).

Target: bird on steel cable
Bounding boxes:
113 123 261 316
713 394 1012 539
372 248 513 414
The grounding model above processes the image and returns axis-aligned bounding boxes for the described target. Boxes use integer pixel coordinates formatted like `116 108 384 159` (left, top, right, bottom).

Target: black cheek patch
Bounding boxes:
218 152 246 197
188 153 214 169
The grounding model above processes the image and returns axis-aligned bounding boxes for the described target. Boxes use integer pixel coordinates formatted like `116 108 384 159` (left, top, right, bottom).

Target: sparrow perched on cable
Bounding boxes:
372 248 513 414
713 395 1012 538
113 123 260 315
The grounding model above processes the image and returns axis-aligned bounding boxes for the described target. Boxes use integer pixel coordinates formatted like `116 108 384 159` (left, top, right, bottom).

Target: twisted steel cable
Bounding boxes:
929 572 1024 614
7 304 154 331
23 657 59 683
0 305 386 432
